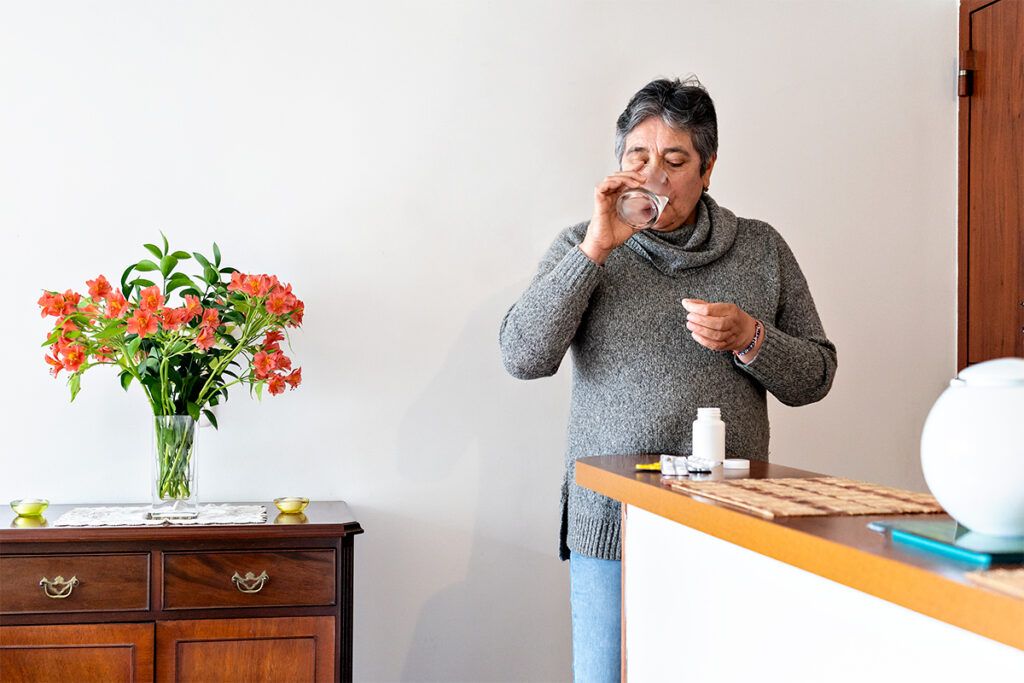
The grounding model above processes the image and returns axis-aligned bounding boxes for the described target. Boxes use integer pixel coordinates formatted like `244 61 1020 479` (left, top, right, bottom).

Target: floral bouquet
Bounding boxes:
37 234 304 516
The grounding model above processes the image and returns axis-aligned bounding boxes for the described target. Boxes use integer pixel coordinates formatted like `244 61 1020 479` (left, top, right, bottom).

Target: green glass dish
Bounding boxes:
273 497 309 514
10 499 49 517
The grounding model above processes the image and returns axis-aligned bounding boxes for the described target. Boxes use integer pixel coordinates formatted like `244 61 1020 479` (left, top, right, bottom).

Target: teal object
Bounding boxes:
868 519 1024 568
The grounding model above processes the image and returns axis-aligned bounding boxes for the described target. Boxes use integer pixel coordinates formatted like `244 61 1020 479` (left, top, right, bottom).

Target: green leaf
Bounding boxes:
69 372 81 402
170 251 191 260
203 408 219 429
254 381 264 401
203 266 219 284
120 371 133 391
186 401 200 421
193 252 212 270
41 330 61 347
219 266 238 274
180 287 203 298
126 336 142 360
143 243 163 260
96 325 123 341
129 278 155 289
160 231 169 255
213 242 221 267
134 260 159 272
160 255 178 278
120 264 136 298
166 273 197 294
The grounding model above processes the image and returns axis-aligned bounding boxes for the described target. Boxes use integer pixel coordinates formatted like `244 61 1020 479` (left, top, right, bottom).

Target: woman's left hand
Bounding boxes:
681 299 757 353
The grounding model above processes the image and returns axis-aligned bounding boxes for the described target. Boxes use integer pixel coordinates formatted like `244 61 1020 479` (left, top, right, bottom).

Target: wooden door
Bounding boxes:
155 616 334 683
958 0 1024 369
0 623 154 683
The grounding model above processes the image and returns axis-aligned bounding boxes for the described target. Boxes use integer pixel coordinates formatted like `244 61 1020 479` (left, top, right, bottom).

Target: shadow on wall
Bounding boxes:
393 287 572 682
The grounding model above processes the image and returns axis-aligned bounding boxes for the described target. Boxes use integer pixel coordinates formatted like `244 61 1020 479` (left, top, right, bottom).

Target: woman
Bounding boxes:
499 77 837 682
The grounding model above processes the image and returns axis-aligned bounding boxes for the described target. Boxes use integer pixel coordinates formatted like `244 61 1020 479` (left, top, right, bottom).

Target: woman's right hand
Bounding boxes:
579 170 646 265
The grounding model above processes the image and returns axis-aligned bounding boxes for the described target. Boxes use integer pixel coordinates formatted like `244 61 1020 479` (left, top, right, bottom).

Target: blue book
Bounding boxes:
867 519 1024 569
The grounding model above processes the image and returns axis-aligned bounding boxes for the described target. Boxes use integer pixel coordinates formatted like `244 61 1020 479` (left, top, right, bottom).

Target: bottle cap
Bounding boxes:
723 458 750 470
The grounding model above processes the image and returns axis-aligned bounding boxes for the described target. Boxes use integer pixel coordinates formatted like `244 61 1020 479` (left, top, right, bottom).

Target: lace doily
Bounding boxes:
53 504 267 527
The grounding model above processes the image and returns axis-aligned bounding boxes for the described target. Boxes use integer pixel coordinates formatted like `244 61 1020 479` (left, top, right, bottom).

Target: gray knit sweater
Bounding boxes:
499 193 837 561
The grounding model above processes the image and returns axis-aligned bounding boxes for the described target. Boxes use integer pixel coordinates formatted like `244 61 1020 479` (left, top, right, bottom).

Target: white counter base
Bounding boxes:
624 504 1024 682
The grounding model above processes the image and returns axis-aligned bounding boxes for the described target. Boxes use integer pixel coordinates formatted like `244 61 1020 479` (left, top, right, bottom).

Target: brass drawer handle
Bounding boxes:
231 570 269 593
39 575 79 599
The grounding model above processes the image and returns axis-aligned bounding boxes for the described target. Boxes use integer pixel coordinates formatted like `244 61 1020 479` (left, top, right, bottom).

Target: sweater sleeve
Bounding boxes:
499 226 602 379
733 232 837 406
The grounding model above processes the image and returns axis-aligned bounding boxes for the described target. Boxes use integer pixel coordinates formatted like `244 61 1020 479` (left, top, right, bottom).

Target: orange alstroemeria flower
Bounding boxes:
44 352 63 378
160 307 187 331
285 368 302 389
200 308 220 329
105 289 129 319
252 351 274 379
265 284 298 316
272 353 292 373
262 329 284 352
62 345 86 372
38 291 65 318
229 273 277 298
267 373 286 396
182 295 202 322
138 286 165 313
287 301 304 327
242 274 262 296
86 275 112 300
195 326 217 351
54 336 73 354
94 346 115 361
61 290 81 315
126 309 158 338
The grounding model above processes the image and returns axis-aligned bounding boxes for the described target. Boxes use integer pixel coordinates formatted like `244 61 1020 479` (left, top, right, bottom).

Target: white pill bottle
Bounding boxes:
692 407 725 465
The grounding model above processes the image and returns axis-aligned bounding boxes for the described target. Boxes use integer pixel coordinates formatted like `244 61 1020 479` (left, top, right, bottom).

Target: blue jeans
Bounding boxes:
569 554 622 682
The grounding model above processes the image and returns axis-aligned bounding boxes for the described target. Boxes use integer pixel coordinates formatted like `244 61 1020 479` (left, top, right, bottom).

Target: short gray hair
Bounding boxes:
615 76 718 175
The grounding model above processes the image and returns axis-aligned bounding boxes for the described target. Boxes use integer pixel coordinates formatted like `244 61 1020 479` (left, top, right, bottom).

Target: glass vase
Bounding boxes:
150 415 199 519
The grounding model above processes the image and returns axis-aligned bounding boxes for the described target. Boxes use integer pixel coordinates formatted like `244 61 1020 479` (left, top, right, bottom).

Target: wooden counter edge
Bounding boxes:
576 460 1024 652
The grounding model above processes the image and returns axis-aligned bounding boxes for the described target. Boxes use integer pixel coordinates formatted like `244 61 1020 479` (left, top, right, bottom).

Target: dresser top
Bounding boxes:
0 501 362 543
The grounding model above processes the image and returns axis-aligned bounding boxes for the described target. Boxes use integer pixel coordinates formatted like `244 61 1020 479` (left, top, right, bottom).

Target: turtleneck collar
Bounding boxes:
624 192 738 277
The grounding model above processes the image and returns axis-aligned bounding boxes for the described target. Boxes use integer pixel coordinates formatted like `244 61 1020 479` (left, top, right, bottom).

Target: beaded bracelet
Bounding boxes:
735 319 763 357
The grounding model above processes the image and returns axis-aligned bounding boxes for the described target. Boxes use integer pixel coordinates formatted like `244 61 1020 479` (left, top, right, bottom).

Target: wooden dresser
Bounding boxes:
0 501 362 683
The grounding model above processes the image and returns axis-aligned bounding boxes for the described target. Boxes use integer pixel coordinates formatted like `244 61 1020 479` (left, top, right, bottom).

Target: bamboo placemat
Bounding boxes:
665 477 943 519
967 568 1024 600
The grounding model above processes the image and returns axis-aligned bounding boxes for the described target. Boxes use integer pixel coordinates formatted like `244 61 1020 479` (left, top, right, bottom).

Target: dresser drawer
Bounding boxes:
0 553 150 615
162 549 335 610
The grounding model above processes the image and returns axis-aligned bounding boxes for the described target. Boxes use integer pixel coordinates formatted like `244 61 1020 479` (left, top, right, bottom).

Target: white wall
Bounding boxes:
0 1 957 681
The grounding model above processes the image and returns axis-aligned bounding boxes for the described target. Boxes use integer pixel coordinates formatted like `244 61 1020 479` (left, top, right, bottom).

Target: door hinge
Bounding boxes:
959 50 976 97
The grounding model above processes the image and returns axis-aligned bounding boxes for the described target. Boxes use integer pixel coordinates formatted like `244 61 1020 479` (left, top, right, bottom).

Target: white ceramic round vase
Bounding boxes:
920 357 1024 537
